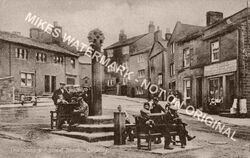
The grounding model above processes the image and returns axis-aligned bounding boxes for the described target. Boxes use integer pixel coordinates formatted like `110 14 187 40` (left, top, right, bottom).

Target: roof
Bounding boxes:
149 40 168 59
169 22 204 43
79 55 91 64
105 33 148 50
0 31 78 57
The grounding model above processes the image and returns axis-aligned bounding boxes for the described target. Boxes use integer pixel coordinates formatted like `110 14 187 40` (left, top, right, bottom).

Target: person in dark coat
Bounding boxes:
52 82 71 129
52 82 71 107
164 105 195 148
150 97 165 144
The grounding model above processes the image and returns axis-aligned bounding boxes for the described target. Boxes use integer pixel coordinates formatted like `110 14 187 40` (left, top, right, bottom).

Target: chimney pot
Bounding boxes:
148 21 155 33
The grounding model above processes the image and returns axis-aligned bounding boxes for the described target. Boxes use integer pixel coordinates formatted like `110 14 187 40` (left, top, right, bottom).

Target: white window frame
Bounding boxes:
183 48 190 68
15 48 28 60
137 54 144 63
21 73 33 87
211 41 219 62
184 79 191 100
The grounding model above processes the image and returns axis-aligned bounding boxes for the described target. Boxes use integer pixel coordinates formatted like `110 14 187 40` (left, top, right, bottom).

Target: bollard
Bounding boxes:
114 110 126 145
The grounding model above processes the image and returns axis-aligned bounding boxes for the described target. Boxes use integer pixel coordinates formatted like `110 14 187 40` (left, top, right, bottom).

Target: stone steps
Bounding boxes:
62 124 114 133
86 115 114 124
51 130 114 142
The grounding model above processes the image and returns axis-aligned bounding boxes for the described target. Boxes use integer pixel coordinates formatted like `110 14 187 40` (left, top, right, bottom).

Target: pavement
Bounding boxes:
103 94 250 128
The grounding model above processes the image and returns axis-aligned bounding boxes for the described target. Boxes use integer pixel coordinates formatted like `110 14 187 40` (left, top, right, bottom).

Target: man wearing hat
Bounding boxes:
150 97 165 144
164 104 195 148
52 82 70 107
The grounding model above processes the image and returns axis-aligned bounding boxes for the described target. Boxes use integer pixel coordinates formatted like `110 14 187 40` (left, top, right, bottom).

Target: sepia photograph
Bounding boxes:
0 0 250 157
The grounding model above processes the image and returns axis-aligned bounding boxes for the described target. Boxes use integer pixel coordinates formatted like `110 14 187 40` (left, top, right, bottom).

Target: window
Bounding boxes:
138 69 145 78
158 74 163 85
54 55 64 64
211 41 219 62
36 52 47 62
107 49 113 57
170 63 175 76
122 46 129 55
107 79 115 86
107 64 116 72
67 78 75 85
184 79 191 99
70 58 75 68
21 73 33 87
15 48 28 60
122 77 128 85
137 54 144 63
183 48 191 68
209 77 223 100
171 43 175 54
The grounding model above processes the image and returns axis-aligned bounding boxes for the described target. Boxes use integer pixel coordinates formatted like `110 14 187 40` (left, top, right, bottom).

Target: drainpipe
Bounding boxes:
9 43 11 76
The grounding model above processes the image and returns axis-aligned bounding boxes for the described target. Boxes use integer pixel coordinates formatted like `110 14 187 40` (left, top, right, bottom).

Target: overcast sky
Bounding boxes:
0 0 247 47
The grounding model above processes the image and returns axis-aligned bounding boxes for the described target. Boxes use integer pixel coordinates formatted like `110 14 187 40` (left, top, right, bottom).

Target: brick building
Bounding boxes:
0 28 79 102
103 22 157 97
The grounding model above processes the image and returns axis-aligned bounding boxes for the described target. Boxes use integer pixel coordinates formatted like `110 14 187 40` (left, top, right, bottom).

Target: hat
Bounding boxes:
169 105 178 111
153 97 159 101
59 82 66 85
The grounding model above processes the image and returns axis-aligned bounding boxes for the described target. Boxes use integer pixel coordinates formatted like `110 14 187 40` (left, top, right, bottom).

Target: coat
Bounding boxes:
52 88 71 105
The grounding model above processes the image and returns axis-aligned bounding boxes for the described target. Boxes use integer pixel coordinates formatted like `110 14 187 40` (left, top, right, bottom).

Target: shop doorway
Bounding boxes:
226 75 235 109
196 77 202 108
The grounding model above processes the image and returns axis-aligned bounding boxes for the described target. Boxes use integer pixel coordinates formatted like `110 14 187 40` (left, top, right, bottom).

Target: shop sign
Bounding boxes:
204 60 237 76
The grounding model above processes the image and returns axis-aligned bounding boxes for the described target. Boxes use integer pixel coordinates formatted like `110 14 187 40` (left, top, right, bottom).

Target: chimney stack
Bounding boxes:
148 21 155 33
165 28 171 41
52 21 62 45
206 11 223 26
154 26 162 42
119 29 127 41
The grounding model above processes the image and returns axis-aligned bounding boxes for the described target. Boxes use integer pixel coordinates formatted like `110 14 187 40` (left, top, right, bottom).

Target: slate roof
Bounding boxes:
105 33 148 50
170 22 204 43
0 31 78 57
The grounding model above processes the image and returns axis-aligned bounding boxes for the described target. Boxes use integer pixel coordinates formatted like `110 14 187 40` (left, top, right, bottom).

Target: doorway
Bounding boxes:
226 75 235 109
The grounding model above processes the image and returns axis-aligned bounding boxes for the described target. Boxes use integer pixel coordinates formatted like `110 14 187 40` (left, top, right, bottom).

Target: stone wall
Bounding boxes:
0 77 14 104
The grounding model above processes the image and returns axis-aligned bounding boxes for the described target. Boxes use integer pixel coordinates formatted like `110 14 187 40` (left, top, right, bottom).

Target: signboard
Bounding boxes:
204 59 237 77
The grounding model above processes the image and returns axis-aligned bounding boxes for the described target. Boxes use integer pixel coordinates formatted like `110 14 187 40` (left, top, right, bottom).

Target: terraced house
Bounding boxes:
169 9 250 115
0 26 79 103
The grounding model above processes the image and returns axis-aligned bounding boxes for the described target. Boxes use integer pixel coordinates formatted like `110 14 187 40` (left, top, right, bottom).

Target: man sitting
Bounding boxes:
150 97 165 144
164 105 195 148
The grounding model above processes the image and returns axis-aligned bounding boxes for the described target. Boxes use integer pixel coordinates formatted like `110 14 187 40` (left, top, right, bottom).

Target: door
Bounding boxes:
226 75 235 109
51 76 56 92
196 77 202 108
45 75 50 92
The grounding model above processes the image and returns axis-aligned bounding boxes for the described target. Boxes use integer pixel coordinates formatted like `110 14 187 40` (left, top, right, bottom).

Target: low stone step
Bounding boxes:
51 130 113 142
73 124 114 133
86 115 114 124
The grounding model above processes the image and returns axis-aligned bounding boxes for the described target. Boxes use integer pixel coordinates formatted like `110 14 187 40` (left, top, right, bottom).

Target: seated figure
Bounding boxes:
164 105 195 148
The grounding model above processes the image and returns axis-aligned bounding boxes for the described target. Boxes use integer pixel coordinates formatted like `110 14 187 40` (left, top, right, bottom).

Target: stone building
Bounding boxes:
103 22 157 98
148 29 170 100
168 9 250 115
0 27 79 102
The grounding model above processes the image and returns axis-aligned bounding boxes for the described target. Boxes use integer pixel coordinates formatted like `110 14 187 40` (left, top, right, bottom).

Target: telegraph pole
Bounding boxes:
88 29 105 116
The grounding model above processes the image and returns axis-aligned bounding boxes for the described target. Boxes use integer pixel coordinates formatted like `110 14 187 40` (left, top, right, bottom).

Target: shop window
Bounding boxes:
21 73 33 87
211 41 219 62
209 77 223 100
67 78 75 85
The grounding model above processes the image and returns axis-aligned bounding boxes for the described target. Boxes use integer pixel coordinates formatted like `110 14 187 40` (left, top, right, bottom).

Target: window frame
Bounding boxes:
107 49 113 58
20 72 33 87
138 69 145 78
211 40 220 63
183 48 191 68
122 46 129 55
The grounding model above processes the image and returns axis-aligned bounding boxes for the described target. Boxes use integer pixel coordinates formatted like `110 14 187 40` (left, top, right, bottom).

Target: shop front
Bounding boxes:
204 60 237 112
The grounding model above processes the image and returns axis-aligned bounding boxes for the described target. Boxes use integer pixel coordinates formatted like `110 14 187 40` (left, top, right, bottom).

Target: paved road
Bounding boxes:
0 95 249 158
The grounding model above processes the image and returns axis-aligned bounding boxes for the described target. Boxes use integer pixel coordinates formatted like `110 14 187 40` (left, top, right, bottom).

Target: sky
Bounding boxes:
0 0 248 47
